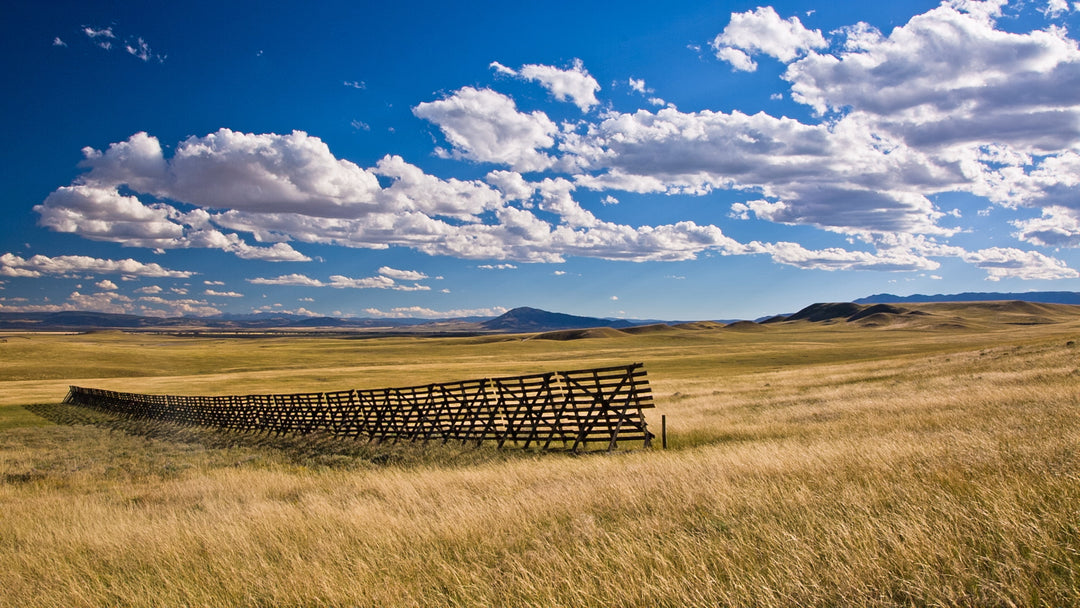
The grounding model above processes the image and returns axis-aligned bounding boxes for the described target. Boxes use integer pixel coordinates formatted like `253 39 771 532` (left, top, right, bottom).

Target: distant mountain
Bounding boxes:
855 291 1080 305
480 307 635 332
0 311 183 329
0 306 644 333
0 311 435 331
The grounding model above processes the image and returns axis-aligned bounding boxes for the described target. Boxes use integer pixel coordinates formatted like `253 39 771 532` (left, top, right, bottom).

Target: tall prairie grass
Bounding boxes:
1 313 1079 606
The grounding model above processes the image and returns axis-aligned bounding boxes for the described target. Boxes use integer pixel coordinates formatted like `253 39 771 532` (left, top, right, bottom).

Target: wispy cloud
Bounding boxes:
124 37 156 62
628 77 653 95
82 26 115 49
81 25 164 62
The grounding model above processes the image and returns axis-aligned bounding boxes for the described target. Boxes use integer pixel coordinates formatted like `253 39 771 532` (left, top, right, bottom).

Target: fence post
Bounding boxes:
662 414 667 450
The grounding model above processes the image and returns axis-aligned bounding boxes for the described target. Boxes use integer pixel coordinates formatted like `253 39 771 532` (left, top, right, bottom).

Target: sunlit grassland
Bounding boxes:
1 306 1079 606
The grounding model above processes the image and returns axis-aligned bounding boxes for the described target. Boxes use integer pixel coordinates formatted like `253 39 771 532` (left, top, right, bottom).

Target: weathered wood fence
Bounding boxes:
64 363 655 451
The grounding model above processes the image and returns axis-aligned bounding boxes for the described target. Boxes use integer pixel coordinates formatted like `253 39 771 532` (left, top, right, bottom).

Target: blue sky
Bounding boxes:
4 0 1080 320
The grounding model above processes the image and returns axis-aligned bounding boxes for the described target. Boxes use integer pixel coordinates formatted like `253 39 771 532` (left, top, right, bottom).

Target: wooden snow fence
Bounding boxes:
64 363 655 452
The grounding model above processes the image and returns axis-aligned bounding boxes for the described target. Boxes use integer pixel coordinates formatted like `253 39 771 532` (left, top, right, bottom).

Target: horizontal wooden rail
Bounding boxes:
64 363 655 452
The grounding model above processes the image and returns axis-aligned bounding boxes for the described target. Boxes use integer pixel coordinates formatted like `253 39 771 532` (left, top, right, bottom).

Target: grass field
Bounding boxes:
2 302 1079 606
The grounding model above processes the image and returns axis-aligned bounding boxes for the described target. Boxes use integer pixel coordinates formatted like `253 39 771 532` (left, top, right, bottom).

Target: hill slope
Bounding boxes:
774 300 1080 328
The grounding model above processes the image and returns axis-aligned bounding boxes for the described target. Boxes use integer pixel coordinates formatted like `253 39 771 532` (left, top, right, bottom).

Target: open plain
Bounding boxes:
2 301 1079 607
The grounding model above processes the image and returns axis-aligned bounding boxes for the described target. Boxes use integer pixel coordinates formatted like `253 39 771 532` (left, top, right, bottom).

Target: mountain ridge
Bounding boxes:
855 291 1080 305
0 306 644 333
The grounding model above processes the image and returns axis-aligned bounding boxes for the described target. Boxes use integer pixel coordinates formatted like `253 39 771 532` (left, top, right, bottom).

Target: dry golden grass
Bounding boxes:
1 304 1079 606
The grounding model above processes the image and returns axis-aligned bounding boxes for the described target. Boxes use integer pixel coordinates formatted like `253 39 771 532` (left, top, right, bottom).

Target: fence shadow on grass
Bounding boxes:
21 402 543 470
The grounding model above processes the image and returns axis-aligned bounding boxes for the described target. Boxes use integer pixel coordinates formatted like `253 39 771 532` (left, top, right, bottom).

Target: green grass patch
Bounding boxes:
0 404 55 431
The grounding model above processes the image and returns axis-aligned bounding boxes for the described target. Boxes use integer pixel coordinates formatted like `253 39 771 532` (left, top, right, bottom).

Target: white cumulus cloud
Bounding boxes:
712 6 826 71
1013 206 1080 247
0 253 193 279
377 266 428 281
138 296 221 317
413 87 558 171
519 59 600 112
247 273 325 287
41 126 754 264
247 271 428 291
785 1 1080 153
565 107 953 235
492 59 601 112
961 246 1079 280
362 305 508 319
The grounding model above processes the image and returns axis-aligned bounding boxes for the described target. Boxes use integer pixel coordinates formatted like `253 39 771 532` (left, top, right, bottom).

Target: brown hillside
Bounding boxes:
907 301 1080 326
848 312 901 328
786 302 864 322
621 323 678 335
847 304 909 321
722 320 766 332
773 300 1080 330
672 321 725 330
530 327 628 341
